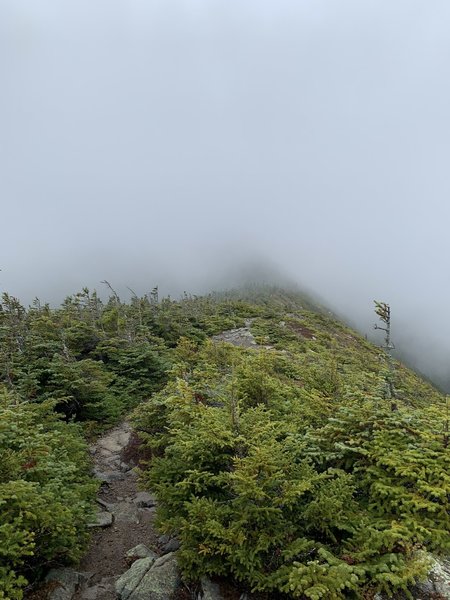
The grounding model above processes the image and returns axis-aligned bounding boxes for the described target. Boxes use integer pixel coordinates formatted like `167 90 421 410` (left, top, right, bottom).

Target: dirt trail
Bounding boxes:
72 422 159 600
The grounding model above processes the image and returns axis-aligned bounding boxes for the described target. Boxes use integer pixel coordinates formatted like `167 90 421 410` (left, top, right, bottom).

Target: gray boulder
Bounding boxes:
116 556 157 600
128 552 180 600
93 469 125 483
417 555 450 597
198 577 225 600
80 578 115 600
45 568 81 600
110 501 140 524
161 538 180 554
126 544 157 562
88 510 113 528
133 491 157 508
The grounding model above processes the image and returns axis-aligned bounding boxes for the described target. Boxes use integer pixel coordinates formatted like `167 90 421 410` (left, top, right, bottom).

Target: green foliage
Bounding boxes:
0 389 97 598
132 289 449 599
0 290 170 424
1 284 448 598
95 338 169 408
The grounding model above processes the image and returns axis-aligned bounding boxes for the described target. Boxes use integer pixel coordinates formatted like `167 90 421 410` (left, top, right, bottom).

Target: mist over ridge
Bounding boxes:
2 1 450 391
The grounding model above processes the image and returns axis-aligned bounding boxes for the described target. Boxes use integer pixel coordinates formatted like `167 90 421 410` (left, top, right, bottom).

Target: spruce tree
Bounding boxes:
374 301 397 410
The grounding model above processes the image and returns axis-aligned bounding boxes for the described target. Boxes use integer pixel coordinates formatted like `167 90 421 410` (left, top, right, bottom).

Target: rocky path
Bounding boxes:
35 422 185 600
31 417 450 600
73 421 159 599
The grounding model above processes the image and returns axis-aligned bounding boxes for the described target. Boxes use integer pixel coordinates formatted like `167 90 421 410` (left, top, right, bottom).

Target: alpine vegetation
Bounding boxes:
0 286 448 599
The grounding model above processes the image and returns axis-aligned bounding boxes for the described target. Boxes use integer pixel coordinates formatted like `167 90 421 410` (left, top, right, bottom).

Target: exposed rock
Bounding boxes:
88 510 113 528
109 500 140 524
103 455 121 468
94 469 125 483
33 421 157 600
46 568 81 600
418 555 450 597
116 556 156 600
158 534 170 545
96 497 114 510
116 429 132 446
97 429 131 454
126 544 157 562
98 439 122 454
133 491 157 508
161 538 180 554
98 447 114 458
80 586 100 600
212 326 258 348
198 577 225 600
80 578 115 600
127 552 181 600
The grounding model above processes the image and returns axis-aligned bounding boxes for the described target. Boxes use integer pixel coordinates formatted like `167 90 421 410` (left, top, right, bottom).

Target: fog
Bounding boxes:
1 1 450 389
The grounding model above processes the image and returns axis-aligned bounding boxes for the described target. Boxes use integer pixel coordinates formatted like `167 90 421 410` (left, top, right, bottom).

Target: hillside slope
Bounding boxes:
0 286 448 599
131 287 450 599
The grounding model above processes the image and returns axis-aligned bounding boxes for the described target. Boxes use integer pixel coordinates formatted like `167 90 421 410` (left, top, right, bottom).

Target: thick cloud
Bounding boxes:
1 1 450 388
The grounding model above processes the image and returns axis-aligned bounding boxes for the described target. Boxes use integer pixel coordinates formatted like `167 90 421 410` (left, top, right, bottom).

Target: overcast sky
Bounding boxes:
1 1 450 387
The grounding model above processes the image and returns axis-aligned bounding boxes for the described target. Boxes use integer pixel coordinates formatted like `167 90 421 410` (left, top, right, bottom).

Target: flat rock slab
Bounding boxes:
161 538 180 554
126 544 157 561
110 501 140 524
133 491 157 508
80 578 115 600
46 568 81 600
116 556 157 600
98 439 122 454
88 510 113 528
96 425 131 454
128 552 180 600
94 469 125 483
212 327 258 348
199 577 225 600
103 454 121 471
422 555 450 597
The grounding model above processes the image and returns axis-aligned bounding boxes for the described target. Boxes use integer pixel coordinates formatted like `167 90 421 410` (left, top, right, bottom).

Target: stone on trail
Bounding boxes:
115 556 157 600
45 568 82 600
127 552 181 600
161 537 180 554
126 544 158 562
98 438 122 454
97 428 131 454
157 534 170 545
133 491 157 508
102 454 121 467
212 327 258 348
88 510 113 528
110 500 140 524
93 469 125 483
80 578 115 600
198 577 225 600
96 497 114 510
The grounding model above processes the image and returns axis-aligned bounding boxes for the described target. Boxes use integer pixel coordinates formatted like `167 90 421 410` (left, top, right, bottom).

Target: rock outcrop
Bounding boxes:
116 552 180 600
